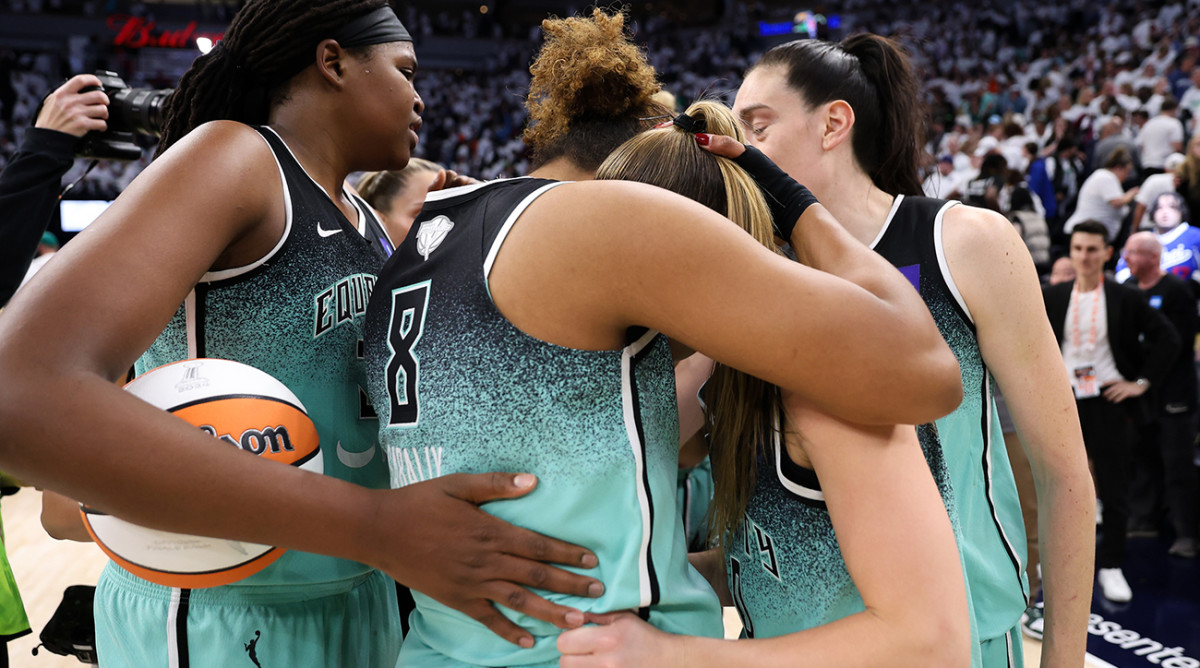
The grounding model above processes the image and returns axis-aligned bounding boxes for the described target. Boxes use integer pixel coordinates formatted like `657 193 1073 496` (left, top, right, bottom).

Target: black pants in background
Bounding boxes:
1076 396 1138 568
1130 411 1200 540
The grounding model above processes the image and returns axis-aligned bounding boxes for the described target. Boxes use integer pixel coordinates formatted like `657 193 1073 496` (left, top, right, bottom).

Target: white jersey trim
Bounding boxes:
260 126 370 236
983 372 1024 583
773 413 825 502
200 128 293 283
423 176 537 203
932 199 974 324
622 328 659 608
166 588 182 668
184 290 198 359
483 182 570 291
868 194 907 250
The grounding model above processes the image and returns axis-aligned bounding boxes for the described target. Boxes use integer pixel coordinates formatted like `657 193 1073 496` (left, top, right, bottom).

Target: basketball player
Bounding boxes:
0 0 612 662
362 18 963 668
554 102 971 666
718 35 1092 667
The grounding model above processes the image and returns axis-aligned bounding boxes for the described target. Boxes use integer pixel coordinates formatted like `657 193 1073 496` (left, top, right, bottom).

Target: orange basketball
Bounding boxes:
80 358 322 589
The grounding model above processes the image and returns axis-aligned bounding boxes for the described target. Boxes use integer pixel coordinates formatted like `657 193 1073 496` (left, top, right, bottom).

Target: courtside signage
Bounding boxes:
1088 613 1199 667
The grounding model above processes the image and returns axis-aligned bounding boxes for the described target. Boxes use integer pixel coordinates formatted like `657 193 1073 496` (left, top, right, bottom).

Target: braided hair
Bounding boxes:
155 0 389 157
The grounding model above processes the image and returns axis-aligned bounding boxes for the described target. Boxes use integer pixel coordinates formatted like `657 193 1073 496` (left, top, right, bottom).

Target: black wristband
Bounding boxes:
730 145 819 241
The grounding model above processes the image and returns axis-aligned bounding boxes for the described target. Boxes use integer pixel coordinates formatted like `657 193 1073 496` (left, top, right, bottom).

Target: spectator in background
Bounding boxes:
1120 232 1199 559
1136 95 1184 177
1092 117 1141 183
355 158 444 247
1132 151 1186 230
1027 140 1058 222
1176 67 1200 124
1117 191 1200 287
1175 132 1200 218
1010 187 1052 270
1047 136 1088 238
1044 220 1180 602
964 152 1008 212
1065 147 1140 244
922 154 963 199
1048 255 1076 285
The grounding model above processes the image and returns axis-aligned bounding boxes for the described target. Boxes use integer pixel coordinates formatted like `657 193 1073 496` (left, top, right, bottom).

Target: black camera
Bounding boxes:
75 70 172 161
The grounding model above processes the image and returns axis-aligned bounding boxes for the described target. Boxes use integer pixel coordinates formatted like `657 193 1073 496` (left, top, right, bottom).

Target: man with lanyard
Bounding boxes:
1043 220 1179 602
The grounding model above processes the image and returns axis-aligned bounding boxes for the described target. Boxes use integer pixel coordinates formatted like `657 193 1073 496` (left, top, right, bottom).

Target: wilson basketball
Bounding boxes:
80 358 322 589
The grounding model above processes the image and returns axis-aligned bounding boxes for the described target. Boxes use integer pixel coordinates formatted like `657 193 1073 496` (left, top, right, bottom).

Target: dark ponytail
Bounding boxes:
156 0 389 157
754 33 924 196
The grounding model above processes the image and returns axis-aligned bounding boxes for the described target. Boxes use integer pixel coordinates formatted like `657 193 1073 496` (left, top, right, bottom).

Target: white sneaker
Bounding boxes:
1097 568 1132 602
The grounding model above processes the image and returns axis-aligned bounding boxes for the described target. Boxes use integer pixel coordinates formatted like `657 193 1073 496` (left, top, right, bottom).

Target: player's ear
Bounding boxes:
315 39 349 87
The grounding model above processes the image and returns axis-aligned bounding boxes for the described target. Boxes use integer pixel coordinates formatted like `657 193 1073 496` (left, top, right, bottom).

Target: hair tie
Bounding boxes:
672 112 706 134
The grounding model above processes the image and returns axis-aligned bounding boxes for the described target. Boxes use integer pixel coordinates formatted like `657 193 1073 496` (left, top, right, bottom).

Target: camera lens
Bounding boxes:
109 87 172 137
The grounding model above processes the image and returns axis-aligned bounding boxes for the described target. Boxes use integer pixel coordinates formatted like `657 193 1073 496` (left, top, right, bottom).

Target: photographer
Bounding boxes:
0 74 108 307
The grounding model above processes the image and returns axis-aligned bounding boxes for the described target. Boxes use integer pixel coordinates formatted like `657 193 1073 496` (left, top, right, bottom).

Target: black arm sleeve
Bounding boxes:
0 128 78 307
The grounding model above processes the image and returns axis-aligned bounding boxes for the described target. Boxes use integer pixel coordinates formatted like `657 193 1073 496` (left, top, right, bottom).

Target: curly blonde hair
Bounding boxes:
524 8 668 171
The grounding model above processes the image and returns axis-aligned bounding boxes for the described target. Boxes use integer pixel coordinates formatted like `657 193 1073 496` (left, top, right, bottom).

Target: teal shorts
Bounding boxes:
95 563 400 667
980 624 1025 668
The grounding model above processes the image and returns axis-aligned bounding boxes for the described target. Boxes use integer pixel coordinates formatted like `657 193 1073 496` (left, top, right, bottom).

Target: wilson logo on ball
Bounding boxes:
81 358 323 589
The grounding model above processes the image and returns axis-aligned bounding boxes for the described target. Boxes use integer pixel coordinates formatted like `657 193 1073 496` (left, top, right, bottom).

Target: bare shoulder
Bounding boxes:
115 120 280 236
528 179 756 249
936 200 1032 278
146 120 276 180
941 203 1027 266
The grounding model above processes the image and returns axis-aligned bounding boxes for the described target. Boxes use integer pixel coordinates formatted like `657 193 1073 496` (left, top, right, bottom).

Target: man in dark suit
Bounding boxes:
1043 220 1180 602
1121 231 1199 559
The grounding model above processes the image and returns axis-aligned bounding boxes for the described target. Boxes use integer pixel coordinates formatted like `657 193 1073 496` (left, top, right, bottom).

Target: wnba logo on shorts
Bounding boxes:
174 362 211 392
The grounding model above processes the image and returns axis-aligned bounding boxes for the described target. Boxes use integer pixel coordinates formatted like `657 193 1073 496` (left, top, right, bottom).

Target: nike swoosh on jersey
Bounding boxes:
336 440 377 468
317 223 343 237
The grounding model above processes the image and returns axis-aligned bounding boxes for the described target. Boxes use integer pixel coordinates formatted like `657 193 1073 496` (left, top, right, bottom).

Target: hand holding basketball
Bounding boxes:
81 359 322 589
362 472 604 648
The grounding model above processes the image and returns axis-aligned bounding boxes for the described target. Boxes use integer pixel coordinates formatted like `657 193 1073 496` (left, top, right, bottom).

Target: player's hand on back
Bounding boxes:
371 472 602 648
558 611 681 667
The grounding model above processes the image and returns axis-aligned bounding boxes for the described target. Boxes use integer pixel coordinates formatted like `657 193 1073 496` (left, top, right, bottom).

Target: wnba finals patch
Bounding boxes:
416 215 454 260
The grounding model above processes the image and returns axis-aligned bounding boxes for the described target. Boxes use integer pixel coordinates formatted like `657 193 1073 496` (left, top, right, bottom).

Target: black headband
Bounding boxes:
332 6 412 48
672 112 706 134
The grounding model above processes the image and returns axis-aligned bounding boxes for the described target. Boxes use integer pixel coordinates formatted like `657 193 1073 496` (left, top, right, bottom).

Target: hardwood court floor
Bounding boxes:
4 488 1195 667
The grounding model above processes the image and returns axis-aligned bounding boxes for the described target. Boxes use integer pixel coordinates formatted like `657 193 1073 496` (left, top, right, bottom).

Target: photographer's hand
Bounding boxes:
37 74 109 138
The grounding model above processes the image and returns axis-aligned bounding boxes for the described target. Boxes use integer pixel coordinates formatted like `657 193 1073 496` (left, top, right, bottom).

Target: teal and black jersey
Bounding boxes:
364 177 722 666
725 421 981 668
131 125 393 587
872 194 1029 642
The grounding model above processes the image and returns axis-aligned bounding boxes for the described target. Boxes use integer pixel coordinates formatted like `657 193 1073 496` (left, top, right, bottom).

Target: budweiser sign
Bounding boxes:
107 15 224 49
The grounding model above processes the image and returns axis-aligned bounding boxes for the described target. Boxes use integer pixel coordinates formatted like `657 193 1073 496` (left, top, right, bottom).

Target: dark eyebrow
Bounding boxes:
737 103 772 119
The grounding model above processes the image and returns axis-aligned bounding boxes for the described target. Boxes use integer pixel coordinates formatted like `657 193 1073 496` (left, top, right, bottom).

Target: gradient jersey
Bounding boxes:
129 125 393 588
725 422 978 644
364 177 722 666
872 195 1029 640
